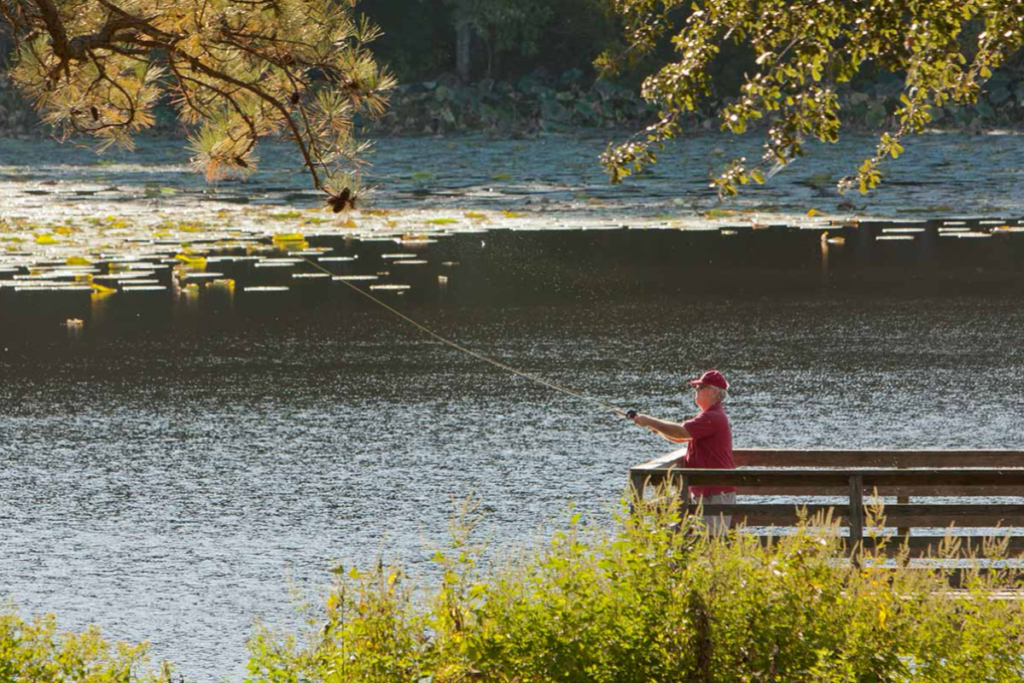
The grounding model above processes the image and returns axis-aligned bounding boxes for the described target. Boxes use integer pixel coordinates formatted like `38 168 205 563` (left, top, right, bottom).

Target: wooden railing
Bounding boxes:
629 448 1024 556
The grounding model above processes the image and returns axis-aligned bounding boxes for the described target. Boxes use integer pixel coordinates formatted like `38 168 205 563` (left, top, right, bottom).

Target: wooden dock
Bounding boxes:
630 449 1024 556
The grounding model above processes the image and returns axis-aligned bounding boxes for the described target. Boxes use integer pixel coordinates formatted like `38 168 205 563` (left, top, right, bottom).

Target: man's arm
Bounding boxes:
632 414 692 443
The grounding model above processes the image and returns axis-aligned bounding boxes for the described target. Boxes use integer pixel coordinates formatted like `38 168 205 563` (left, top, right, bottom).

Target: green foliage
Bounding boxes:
2 497 1024 681
601 0 1024 197
244 494 1024 683
2 0 395 205
0 608 173 682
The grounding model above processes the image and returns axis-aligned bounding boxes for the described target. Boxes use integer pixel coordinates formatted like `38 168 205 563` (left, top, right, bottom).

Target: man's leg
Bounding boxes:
702 492 735 535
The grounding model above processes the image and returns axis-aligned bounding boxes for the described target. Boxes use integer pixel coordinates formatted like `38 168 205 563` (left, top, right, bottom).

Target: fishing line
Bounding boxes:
302 256 626 416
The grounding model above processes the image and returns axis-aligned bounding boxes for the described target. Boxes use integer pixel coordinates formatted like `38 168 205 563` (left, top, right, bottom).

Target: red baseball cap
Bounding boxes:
688 370 728 390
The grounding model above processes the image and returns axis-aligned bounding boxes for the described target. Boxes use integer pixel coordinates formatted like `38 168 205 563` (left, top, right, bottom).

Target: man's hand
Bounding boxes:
632 413 653 429
630 413 691 443
620 408 650 427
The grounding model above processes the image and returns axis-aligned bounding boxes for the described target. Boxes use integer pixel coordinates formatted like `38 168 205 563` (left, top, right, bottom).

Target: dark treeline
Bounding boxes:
357 0 765 134
363 2 1024 105
361 2 1024 137
360 0 754 90
361 0 627 85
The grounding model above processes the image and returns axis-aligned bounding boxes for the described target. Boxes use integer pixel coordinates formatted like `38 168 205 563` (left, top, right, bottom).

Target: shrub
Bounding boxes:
10 495 1023 681
0 608 175 682
244 495 1024 682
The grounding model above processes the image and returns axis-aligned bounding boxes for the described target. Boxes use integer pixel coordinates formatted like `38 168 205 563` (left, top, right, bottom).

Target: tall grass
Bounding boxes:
245 495 1024 682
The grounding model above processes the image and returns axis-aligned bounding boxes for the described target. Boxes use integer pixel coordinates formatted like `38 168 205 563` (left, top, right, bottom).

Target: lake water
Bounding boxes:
3 133 1024 681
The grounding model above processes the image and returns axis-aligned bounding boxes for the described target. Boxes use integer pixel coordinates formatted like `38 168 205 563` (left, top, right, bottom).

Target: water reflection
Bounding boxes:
6 219 1024 340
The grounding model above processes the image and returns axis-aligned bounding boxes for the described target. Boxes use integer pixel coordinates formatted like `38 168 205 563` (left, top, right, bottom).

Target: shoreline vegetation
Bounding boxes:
5 495 1024 682
4 67 1024 141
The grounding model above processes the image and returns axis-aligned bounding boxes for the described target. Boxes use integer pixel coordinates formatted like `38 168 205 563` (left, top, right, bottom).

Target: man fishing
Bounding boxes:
627 370 735 533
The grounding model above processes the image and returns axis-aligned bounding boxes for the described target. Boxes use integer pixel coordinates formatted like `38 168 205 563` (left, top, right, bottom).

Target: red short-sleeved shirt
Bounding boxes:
682 401 735 497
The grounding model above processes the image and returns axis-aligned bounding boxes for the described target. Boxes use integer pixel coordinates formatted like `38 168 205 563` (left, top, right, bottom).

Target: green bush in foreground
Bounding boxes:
5 495 1024 682
246 497 1024 683
0 609 176 682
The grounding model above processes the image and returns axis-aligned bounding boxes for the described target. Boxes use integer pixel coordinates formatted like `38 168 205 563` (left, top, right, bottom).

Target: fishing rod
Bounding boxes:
302 256 634 419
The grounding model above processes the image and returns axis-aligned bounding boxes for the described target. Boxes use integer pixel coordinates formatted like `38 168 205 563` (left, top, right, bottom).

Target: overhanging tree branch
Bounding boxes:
3 0 395 206
601 0 1024 198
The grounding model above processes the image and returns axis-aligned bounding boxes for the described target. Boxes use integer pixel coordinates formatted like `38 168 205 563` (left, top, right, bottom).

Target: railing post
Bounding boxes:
848 475 864 552
680 474 692 505
897 463 910 538
629 471 646 514
630 472 646 501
